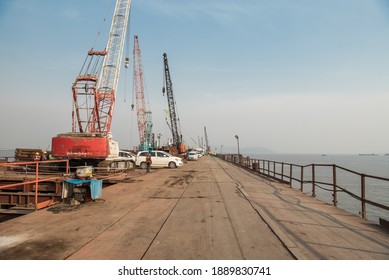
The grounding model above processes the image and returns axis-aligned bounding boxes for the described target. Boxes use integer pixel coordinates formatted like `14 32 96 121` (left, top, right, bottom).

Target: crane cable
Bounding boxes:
91 0 116 52
75 0 114 129
124 4 132 104
125 6 136 149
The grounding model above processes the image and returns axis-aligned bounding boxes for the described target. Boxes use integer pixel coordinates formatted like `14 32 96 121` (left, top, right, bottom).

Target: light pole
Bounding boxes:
235 135 240 155
157 133 162 148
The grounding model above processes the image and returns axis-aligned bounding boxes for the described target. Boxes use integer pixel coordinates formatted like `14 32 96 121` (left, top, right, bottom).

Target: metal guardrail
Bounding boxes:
0 160 69 211
221 154 389 220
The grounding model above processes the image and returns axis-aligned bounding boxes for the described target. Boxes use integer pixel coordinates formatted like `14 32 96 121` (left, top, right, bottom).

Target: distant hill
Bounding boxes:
221 146 276 155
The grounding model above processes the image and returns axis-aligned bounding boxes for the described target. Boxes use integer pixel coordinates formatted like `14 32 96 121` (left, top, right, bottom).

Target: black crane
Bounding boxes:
204 126 210 153
162 53 181 149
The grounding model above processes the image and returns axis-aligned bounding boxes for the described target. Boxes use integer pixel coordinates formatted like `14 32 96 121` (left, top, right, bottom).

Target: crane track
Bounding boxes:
95 159 136 174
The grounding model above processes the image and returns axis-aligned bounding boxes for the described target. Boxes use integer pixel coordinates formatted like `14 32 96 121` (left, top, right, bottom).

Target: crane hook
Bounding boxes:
125 57 129 69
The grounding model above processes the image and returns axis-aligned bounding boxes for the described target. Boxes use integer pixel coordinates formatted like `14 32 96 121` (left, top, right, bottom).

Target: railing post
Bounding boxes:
300 166 304 192
281 162 284 182
66 160 69 174
35 162 39 211
332 165 337 207
268 162 270 176
273 161 276 179
361 174 366 219
266 161 269 176
312 164 316 197
289 164 293 187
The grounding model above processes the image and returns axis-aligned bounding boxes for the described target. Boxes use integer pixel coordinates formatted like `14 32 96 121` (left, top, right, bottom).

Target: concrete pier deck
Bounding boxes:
0 156 388 260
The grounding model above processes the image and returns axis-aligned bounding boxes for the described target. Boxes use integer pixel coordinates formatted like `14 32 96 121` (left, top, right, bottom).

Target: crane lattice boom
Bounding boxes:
133 35 152 150
163 53 180 147
204 126 210 153
72 0 132 135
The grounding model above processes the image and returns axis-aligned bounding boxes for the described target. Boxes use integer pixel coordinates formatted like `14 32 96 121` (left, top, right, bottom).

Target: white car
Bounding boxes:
136 150 183 169
187 151 199 161
118 150 136 160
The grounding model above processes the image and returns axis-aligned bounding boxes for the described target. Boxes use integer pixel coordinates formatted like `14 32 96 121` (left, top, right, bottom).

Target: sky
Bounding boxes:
0 0 389 154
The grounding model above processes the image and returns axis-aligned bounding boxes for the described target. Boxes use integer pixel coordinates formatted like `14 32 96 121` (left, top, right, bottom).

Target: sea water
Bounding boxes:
0 149 15 159
247 154 389 223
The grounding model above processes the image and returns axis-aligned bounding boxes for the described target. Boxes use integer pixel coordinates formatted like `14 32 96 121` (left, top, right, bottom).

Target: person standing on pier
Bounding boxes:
33 152 41 161
146 150 152 173
41 151 47 161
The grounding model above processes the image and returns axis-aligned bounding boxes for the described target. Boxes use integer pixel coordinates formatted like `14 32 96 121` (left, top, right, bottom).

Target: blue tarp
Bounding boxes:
63 179 103 200
90 180 103 200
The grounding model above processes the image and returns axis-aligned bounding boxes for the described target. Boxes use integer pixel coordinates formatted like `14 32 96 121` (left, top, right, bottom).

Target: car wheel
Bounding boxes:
168 162 176 168
140 162 147 169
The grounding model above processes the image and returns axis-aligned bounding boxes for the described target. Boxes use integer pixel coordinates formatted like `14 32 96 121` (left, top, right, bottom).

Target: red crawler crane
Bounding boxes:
51 0 132 167
133 35 153 151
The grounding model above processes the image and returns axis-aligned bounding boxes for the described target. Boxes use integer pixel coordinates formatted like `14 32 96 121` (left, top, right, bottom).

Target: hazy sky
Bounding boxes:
0 0 388 154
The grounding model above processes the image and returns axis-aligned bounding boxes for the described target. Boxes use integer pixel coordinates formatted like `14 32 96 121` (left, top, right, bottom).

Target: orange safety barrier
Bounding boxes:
0 160 69 211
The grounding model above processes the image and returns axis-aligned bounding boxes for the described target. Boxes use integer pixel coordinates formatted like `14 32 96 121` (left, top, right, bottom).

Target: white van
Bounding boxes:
136 150 183 169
